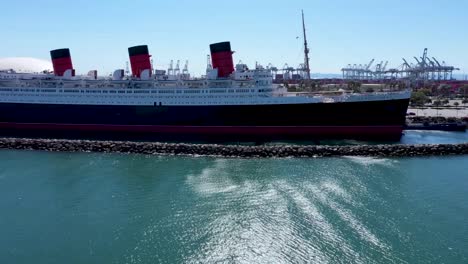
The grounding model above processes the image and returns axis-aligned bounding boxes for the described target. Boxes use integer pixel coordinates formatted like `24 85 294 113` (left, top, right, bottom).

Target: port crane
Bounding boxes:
182 60 189 78
366 59 375 70
432 57 443 80
302 10 311 79
168 60 174 76
174 60 180 76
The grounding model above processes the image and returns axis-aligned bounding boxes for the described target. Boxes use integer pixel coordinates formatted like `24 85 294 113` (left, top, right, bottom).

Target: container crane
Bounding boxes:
432 57 442 80
414 57 422 66
376 61 384 71
424 57 436 80
421 48 428 67
168 60 174 76
374 61 384 79
182 60 189 75
174 60 180 76
382 61 388 71
366 59 375 70
282 63 291 80
402 58 412 68
402 58 413 79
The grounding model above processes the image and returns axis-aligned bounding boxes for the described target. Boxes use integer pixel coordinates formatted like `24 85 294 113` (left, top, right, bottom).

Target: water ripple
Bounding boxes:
345 156 399 167
275 181 365 264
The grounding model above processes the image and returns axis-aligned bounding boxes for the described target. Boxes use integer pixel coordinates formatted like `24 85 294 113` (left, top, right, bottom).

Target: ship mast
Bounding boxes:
302 10 311 80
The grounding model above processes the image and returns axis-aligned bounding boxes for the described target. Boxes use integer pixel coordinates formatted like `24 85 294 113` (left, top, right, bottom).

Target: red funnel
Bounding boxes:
50 49 74 77
128 45 152 78
210 42 234 78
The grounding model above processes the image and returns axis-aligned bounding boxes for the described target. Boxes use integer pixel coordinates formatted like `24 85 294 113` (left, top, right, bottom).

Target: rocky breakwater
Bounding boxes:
1 138 468 158
407 116 468 124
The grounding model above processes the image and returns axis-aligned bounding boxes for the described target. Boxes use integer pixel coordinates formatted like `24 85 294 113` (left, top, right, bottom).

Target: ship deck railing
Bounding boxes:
0 78 259 90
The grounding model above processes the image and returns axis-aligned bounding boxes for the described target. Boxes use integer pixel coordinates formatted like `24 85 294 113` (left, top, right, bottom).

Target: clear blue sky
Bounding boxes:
1 0 467 76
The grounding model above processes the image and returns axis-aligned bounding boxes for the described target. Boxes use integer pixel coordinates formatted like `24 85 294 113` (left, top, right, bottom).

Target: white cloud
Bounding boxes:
0 57 53 73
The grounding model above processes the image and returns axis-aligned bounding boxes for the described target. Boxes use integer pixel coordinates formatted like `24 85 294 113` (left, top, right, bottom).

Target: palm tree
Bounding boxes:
463 99 468 108
433 100 442 116
454 102 460 117
442 99 450 106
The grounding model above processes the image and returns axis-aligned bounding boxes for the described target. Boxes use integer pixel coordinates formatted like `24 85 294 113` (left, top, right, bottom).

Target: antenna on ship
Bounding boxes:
302 10 311 80
206 55 212 70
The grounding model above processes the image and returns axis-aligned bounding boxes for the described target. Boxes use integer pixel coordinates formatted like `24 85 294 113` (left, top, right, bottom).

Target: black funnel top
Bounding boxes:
50 49 71 59
210 42 231 53
128 45 149 56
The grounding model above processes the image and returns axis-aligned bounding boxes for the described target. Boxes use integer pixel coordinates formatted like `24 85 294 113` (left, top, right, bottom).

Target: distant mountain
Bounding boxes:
0 57 52 73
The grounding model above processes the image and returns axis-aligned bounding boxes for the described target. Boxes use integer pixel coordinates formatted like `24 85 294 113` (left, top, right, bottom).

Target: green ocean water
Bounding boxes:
0 149 467 263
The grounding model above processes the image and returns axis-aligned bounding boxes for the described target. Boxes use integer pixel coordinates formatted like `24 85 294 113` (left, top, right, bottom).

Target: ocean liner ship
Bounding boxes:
0 41 410 141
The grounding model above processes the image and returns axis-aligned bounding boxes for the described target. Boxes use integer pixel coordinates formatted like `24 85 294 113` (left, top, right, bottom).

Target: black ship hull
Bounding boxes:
0 99 409 141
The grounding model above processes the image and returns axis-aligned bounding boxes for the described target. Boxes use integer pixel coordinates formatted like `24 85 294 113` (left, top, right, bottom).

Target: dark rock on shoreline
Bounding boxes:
1 138 467 158
407 116 468 124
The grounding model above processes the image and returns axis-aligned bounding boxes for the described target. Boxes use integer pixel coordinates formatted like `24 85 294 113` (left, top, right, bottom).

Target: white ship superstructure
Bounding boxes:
0 66 410 107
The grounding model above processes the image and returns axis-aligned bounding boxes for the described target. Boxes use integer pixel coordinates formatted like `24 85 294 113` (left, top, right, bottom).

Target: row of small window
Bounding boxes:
240 75 269 78
158 90 177 94
2 88 262 95
236 89 251 93
2 99 275 105
0 88 56 92
258 89 273 92
1 92 256 99
1 88 57 92
5 93 270 100
63 89 255 94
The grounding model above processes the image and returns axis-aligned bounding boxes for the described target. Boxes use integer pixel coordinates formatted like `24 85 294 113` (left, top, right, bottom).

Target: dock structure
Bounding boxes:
341 59 379 80
272 48 462 87
269 10 311 83
341 48 460 82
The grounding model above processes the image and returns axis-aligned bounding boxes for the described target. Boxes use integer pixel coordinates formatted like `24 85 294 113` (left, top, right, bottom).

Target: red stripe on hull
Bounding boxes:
0 122 403 137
